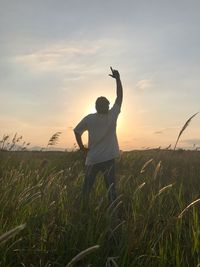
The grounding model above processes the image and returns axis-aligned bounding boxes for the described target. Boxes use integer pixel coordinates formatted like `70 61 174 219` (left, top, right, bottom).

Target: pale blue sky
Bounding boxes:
0 0 200 149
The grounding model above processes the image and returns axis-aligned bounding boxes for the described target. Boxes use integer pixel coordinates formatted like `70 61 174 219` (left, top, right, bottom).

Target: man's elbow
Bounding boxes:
73 129 78 135
74 130 81 137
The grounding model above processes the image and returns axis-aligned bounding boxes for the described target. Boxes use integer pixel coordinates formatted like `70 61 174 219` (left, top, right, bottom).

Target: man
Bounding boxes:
74 67 123 203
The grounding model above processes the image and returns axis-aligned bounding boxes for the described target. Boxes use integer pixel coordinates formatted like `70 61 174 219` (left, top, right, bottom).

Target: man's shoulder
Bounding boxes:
83 113 93 119
87 113 97 118
84 113 97 122
109 102 121 115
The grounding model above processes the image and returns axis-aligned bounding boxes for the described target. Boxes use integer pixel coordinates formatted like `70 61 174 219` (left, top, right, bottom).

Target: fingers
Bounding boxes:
109 66 114 78
110 66 119 74
109 66 120 79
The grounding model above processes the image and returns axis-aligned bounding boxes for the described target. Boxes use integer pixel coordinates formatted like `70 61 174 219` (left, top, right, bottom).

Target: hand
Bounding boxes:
109 66 120 80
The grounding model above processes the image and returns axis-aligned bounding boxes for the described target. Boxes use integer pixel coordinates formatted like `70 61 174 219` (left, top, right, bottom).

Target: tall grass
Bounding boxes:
1 149 200 266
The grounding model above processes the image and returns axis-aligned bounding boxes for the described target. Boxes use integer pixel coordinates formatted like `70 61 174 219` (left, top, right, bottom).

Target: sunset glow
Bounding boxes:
0 1 200 150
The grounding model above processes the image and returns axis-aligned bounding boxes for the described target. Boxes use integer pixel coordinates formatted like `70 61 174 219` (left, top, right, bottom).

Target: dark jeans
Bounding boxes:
83 159 117 203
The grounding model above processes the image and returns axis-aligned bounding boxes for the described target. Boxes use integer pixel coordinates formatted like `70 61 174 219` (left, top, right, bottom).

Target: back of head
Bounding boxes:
95 96 110 114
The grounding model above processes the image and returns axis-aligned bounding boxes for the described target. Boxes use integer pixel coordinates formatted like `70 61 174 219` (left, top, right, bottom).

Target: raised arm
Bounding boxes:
109 67 123 107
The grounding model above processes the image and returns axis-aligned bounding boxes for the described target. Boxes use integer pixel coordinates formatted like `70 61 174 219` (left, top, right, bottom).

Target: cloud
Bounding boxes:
154 131 163 134
14 39 123 74
136 79 152 90
154 127 178 135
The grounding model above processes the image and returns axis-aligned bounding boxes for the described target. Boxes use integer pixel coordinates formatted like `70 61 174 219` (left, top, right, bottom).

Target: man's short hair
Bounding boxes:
95 96 110 114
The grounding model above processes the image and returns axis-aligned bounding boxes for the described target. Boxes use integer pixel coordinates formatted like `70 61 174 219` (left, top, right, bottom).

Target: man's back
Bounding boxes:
74 103 121 165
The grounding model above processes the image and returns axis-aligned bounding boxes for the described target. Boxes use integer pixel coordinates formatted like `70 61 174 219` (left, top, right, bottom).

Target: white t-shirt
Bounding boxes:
74 103 121 165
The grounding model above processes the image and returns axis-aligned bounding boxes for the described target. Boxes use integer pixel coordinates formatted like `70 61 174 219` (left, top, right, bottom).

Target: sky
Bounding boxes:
0 0 200 150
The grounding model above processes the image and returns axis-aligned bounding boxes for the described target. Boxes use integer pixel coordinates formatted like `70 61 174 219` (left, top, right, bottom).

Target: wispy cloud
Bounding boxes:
154 127 178 135
154 131 163 134
14 39 123 74
136 79 152 90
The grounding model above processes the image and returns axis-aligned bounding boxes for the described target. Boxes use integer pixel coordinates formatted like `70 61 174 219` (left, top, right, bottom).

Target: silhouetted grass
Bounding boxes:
1 149 200 266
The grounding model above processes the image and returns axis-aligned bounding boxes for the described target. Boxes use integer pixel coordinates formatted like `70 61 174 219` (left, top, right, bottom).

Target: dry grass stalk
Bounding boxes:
0 224 26 246
174 112 198 150
156 183 174 197
47 132 62 147
178 198 200 219
140 159 153 173
134 182 146 195
0 133 28 151
165 144 171 150
0 134 9 150
66 245 100 267
153 161 162 180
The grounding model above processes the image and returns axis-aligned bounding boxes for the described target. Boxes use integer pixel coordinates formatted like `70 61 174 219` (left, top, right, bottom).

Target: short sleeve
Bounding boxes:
74 116 88 135
109 102 121 118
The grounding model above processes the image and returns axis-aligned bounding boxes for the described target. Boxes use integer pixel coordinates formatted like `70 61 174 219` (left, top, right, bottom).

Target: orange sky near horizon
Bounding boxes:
1 80 198 151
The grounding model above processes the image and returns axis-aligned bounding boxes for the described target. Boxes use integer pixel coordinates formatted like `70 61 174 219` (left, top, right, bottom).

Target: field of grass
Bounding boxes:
1 149 200 266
